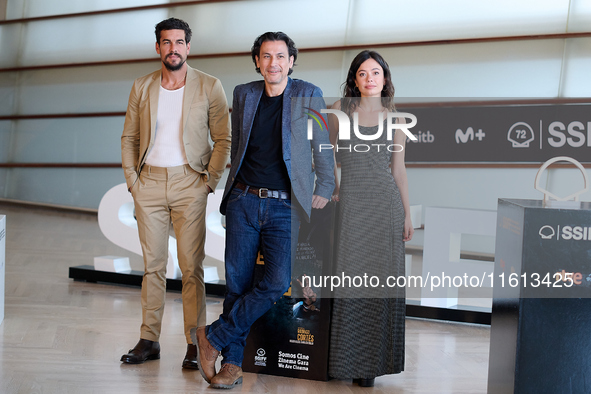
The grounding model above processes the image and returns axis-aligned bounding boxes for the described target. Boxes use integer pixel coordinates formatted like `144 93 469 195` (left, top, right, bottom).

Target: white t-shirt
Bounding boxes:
145 86 188 167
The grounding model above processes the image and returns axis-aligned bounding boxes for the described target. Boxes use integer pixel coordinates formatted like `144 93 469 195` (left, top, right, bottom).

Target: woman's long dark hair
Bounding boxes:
342 50 395 115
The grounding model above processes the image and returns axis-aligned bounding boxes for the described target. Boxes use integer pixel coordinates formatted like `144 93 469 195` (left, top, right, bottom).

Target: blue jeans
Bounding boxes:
206 187 300 367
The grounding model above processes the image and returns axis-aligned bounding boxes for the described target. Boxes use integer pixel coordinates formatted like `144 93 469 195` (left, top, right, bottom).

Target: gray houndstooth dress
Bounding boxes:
328 120 406 379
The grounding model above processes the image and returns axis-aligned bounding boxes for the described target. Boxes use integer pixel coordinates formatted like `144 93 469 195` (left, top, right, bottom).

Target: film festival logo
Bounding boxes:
254 348 267 367
539 224 591 241
304 107 418 152
539 225 555 239
506 120 590 149
507 122 535 148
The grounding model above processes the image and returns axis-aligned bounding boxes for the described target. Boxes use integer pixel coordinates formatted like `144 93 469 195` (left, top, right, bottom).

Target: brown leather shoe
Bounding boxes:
182 344 199 370
190 326 219 383
211 363 243 389
120 339 160 364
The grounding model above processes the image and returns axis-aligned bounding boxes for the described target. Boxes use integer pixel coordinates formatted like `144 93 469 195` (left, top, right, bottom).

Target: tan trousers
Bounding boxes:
131 164 209 343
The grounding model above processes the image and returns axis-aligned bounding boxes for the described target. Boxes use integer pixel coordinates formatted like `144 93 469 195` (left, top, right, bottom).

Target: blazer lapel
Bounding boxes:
242 84 264 146
182 67 198 134
148 71 161 142
281 78 293 173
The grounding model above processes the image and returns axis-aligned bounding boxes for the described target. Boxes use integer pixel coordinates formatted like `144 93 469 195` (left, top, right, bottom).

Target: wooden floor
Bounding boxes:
0 203 490 393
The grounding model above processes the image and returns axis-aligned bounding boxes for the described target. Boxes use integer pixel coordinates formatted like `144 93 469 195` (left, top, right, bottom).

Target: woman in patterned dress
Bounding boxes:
328 50 414 387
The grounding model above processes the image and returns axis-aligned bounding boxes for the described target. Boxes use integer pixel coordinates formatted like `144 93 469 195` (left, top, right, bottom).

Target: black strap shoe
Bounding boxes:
354 378 375 387
120 339 160 364
182 344 199 369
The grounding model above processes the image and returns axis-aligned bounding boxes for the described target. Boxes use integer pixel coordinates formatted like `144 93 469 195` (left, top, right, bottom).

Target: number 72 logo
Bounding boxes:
507 122 535 148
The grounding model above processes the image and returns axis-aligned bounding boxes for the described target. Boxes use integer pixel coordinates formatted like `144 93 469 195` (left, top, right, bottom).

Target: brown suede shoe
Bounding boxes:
190 326 219 383
120 339 160 364
210 363 243 389
182 344 199 370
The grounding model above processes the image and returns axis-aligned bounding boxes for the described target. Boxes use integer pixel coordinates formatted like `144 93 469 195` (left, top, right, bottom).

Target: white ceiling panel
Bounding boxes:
347 0 571 45
0 72 17 116
19 9 167 66
182 0 349 54
561 37 591 97
0 24 23 68
6 0 167 19
4 0 590 100
567 0 591 32
346 39 566 98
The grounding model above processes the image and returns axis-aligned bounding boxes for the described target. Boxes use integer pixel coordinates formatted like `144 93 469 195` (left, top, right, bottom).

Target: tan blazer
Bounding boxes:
121 66 231 191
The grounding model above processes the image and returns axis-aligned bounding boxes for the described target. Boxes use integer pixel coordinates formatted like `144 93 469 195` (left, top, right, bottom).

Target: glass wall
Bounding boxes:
0 0 589 209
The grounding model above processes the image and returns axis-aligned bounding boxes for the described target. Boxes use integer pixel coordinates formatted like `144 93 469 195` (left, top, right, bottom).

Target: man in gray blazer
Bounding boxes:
192 32 334 389
120 18 231 368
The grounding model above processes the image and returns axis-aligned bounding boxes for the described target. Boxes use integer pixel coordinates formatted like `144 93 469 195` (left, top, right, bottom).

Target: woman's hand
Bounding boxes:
403 216 414 241
331 185 340 202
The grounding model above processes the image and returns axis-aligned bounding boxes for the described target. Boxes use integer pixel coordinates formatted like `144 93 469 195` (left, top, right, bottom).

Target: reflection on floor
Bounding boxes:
0 203 490 393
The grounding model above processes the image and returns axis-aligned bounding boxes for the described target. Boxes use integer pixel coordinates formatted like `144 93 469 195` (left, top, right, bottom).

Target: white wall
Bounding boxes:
1 0 590 209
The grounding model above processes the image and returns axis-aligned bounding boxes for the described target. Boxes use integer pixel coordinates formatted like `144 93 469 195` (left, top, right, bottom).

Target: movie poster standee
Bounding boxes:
242 203 335 381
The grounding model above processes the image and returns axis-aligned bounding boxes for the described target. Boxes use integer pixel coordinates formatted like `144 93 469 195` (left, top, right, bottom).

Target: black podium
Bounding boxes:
488 198 591 393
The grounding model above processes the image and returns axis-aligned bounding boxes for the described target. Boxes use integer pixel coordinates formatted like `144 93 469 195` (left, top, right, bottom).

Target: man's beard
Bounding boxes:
163 54 185 71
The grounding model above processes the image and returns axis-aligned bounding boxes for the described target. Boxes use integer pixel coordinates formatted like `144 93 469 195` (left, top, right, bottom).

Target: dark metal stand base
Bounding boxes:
406 303 490 325
68 265 226 296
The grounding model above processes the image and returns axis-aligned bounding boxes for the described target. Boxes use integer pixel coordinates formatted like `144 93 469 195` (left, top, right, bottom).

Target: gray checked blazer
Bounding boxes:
220 77 335 221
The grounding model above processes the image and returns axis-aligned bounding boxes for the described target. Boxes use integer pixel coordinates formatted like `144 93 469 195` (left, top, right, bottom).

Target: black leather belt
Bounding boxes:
235 182 290 199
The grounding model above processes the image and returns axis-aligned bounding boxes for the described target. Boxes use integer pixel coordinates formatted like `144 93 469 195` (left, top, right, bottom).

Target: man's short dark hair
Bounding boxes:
155 18 192 44
251 32 298 75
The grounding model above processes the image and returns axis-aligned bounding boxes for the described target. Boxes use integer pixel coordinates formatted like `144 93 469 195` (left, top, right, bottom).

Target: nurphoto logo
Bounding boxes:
303 107 327 131
305 109 418 152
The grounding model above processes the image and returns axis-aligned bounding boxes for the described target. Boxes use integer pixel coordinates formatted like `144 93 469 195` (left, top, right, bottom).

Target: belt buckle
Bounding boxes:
258 188 268 198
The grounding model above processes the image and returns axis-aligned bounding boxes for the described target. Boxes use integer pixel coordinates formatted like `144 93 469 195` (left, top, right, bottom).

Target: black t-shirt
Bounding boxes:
236 92 290 191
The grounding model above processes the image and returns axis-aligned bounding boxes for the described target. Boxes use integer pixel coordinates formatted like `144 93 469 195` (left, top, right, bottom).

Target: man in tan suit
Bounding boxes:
120 18 230 368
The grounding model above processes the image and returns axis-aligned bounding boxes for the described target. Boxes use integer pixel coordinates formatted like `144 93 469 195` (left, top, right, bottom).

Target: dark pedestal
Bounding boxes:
488 198 591 393
68 265 226 296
